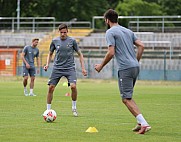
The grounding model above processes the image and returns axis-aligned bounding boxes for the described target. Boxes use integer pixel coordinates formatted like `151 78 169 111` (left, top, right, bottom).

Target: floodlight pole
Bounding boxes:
17 0 20 32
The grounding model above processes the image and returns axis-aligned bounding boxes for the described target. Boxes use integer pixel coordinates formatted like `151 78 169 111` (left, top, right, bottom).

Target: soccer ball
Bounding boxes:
43 109 57 122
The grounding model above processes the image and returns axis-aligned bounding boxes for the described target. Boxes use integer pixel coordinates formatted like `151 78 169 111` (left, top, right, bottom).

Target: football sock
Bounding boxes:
137 120 140 124
136 114 149 126
72 101 76 110
24 87 27 92
47 104 51 110
30 89 33 94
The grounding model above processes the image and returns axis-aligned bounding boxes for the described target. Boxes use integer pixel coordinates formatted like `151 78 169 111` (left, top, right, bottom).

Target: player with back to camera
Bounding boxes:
94 9 151 134
21 38 40 96
44 23 87 117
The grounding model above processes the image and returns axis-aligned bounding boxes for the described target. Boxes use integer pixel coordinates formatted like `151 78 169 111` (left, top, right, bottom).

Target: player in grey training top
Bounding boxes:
94 9 151 134
49 36 79 70
106 26 139 71
44 24 87 117
21 38 40 96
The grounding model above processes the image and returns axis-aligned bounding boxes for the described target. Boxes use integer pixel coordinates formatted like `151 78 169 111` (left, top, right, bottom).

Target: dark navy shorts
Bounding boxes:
118 67 139 99
23 66 36 77
48 68 77 86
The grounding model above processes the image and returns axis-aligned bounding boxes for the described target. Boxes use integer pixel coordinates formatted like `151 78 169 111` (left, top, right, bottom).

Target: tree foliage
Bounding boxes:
0 0 180 21
0 0 17 16
115 0 164 16
0 0 109 21
159 0 181 15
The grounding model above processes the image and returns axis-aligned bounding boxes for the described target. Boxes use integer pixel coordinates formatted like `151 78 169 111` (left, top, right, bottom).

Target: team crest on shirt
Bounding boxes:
34 51 37 55
67 42 73 48
67 43 70 48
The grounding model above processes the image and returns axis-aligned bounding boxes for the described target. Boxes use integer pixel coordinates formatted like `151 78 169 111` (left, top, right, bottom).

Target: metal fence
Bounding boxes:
0 17 91 33
14 51 181 81
1 16 181 33
0 17 55 32
0 16 181 80
92 15 181 32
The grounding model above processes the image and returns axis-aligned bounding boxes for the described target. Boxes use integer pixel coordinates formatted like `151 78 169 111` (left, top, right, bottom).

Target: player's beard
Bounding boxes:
106 23 110 29
61 36 66 40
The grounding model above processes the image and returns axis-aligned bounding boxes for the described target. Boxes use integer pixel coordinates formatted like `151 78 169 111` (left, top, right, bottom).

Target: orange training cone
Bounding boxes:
65 93 70 96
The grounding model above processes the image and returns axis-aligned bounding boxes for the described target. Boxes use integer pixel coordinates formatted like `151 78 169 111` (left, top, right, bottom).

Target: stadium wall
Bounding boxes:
0 50 180 81
15 56 181 81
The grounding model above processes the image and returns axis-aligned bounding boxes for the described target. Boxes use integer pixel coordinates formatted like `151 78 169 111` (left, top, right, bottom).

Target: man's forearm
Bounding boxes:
100 51 114 68
136 46 144 62
46 53 52 66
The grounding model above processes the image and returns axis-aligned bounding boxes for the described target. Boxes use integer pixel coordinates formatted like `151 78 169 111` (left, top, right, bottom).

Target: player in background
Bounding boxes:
94 9 151 134
21 38 40 96
44 24 87 117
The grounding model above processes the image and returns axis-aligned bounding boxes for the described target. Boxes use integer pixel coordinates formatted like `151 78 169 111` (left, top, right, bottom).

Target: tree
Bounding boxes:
115 0 164 16
19 0 109 21
114 0 165 28
159 0 181 15
106 0 120 9
0 0 17 16
0 0 180 22
45 0 109 21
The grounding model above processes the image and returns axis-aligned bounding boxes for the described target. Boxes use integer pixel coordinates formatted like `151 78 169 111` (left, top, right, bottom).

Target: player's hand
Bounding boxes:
43 64 48 71
94 64 102 73
82 69 87 76
37 68 40 74
26 63 30 69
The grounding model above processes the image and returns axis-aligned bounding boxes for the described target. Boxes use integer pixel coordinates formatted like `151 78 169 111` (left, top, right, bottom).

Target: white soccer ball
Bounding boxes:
43 109 57 122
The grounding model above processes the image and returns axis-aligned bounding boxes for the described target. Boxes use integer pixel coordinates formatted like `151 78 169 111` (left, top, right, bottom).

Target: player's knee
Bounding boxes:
70 84 76 90
122 98 131 104
49 85 55 92
24 76 28 80
31 78 35 82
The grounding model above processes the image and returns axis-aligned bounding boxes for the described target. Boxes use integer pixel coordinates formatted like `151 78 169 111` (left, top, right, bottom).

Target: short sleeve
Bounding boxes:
106 31 115 47
49 41 56 53
132 32 138 42
73 39 79 52
22 46 28 55
36 49 39 57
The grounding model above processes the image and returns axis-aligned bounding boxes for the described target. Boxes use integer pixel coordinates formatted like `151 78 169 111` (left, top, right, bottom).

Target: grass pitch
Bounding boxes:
0 77 181 142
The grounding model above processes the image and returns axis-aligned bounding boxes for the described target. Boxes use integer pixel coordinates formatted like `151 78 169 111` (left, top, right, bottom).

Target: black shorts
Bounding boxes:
118 67 139 99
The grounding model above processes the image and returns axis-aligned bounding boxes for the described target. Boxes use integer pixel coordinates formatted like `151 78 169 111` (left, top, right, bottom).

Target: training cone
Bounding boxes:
85 127 98 133
62 82 68 87
65 93 70 96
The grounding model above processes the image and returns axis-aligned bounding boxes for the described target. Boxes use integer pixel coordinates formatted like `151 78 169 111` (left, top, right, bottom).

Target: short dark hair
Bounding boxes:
58 23 68 31
32 38 39 42
104 9 118 23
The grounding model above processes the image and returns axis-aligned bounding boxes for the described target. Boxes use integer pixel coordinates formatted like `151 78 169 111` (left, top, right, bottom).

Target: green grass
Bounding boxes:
0 77 181 142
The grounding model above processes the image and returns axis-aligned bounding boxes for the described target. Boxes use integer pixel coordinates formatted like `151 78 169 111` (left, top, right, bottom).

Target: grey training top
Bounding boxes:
50 36 79 69
22 45 39 67
106 25 139 71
